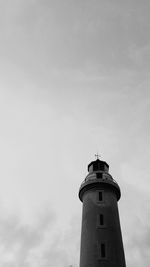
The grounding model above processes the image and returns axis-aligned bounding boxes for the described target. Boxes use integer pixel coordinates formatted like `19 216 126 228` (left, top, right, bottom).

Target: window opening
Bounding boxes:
96 173 103 179
99 191 103 201
101 243 106 258
100 214 104 225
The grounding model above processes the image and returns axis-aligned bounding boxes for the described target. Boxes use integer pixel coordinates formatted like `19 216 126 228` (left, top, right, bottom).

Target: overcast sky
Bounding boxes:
0 0 150 266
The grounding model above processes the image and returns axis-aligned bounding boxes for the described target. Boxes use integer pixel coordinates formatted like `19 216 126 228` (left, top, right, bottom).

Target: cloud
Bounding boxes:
119 180 150 267
125 215 150 267
1 0 150 77
0 209 55 266
0 207 80 267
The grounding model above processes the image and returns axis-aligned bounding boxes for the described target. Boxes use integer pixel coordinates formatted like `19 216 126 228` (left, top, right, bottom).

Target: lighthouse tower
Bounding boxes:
79 157 126 267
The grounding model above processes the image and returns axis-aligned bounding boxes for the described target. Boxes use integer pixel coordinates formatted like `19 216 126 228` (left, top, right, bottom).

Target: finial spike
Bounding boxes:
95 153 101 160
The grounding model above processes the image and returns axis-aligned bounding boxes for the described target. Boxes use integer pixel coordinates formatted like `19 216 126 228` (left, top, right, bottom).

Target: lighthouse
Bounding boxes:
79 157 126 267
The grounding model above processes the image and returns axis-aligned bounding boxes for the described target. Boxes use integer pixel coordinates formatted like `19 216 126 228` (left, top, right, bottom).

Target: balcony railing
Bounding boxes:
80 176 118 186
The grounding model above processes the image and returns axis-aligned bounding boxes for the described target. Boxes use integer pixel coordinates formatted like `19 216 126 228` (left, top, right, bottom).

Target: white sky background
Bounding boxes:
0 0 150 266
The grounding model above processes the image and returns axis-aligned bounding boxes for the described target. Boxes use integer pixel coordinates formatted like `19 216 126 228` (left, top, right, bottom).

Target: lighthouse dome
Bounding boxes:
88 159 109 173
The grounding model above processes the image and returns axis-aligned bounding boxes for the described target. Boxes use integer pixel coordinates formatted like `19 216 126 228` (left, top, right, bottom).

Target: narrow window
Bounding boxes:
100 214 104 225
96 173 102 179
99 191 103 201
101 243 106 258
97 242 107 260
